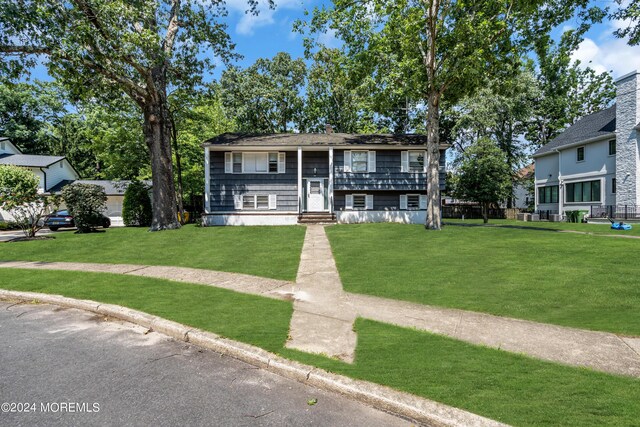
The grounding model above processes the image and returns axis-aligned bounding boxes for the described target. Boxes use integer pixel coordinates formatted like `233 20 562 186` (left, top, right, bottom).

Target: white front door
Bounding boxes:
307 179 325 212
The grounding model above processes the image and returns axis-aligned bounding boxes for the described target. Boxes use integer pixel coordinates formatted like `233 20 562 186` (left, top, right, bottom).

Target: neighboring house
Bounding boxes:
49 180 151 227
533 70 640 218
0 137 148 226
203 132 448 226
513 163 534 210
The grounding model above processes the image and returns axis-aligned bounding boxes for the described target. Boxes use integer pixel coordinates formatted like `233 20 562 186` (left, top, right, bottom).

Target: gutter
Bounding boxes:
532 132 616 159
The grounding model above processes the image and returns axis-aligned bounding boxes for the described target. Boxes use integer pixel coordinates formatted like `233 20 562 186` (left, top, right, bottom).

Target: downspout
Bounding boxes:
553 148 563 219
39 167 47 192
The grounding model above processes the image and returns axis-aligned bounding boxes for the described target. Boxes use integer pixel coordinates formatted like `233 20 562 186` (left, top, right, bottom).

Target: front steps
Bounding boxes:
298 212 337 224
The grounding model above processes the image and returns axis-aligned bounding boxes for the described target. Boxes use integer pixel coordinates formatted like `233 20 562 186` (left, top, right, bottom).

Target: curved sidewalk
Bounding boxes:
1 226 639 377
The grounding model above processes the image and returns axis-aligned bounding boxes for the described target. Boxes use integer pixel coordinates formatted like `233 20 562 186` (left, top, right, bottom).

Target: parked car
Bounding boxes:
45 210 111 231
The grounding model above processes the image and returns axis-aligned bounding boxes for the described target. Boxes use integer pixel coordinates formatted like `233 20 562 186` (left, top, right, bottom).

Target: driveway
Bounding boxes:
0 302 409 427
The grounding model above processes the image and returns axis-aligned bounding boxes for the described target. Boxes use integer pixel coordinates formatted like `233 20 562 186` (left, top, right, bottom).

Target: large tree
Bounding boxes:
613 0 640 45
300 0 584 230
220 52 306 133
0 0 242 230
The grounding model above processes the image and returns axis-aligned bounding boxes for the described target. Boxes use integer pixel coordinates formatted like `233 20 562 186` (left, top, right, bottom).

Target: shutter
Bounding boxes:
400 195 408 210
365 194 374 210
345 194 354 210
233 194 243 210
368 151 376 172
401 151 409 172
268 194 277 210
424 150 428 173
225 152 233 173
344 151 352 172
419 195 428 209
278 152 286 173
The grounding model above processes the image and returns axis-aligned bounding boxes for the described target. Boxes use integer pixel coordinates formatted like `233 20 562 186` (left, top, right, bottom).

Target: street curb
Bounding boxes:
0 290 507 427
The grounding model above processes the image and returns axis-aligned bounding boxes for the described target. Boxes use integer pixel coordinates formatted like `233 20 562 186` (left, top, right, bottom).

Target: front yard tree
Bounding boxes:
0 165 57 238
455 138 511 224
0 0 243 231
301 0 602 230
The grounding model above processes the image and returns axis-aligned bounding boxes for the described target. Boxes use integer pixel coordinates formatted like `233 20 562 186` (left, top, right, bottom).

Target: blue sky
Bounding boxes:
28 0 638 82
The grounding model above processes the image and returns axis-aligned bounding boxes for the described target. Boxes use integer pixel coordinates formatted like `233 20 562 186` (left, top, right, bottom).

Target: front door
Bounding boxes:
307 179 325 212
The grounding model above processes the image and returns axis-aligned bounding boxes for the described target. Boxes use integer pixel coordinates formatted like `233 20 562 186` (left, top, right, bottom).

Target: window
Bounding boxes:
612 177 616 194
239 194 276 210
400 194 428 210
268 153 278 172
345 194 373 210
0 142 4 150
59 162 63 169
577 146 585 162
537 186 559 204
344 150 375 173
401 151 426 173
353 194 366 209
565 180 601 203
225 152 285 174
609 140 616 156
408 151 424 172
233 153 242 173
351 151 368 172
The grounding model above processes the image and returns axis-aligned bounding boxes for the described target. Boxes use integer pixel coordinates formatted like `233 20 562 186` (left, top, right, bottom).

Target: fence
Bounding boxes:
590 205 640 220
442 205 507 219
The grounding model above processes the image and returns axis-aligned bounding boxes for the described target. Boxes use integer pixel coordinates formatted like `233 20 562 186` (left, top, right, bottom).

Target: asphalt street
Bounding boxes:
0 301 410 427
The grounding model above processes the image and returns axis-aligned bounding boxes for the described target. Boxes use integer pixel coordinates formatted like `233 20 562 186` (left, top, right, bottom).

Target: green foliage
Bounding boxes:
220 52 306 133
612 0 640 45
61 183 107 233
0 165 57 237
122 181 152 227
455 138 512 222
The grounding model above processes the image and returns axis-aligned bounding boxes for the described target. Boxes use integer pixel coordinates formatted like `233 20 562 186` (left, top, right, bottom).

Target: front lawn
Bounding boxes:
326 223 640 336
445 218 640 236
0 225 306 281
3 268 638 426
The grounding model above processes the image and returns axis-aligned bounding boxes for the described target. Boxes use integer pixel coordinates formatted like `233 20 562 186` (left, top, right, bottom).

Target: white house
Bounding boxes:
533 70 640 219
0 137 146 226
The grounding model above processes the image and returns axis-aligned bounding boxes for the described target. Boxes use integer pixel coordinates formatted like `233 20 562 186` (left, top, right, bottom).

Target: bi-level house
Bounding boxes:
533 70 640 219
202 132 447 225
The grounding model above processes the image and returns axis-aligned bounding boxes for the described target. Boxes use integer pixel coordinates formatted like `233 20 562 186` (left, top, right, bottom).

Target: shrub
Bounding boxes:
122 180 152 227
0 165 58 238
61 183 107 233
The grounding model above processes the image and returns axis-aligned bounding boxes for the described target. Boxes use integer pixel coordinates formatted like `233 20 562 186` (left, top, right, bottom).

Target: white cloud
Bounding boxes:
571 36 640 79
225 0 309 36
317 28 341 48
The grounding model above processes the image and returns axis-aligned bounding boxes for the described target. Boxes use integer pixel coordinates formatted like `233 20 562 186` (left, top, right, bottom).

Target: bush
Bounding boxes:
61 183 107 233
122 181 152 227
0 165 58 238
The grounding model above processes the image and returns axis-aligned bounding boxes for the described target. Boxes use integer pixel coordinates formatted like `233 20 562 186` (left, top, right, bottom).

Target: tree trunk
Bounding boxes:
425 91 442 230
143 98 180 231
169 113 186 224
483 202 489 224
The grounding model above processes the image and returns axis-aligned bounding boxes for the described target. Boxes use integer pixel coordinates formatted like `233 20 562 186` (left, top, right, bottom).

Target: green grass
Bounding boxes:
284 319 640 427
445 218 640 236
0 224 306 281
326 223 640 336
0 268 292 352
2 269 639 426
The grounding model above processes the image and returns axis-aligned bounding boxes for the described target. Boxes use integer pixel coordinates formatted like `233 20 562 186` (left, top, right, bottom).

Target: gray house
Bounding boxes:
533 70 640 219
203 133 447 225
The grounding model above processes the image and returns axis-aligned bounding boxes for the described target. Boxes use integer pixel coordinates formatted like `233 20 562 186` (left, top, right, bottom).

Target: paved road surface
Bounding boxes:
0 302 409 427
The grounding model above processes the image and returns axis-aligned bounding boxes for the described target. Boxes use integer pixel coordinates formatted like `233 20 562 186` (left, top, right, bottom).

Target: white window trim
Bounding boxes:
402 150 427 173
401 194 427 210
346 193 373 210
225 151 286 174
345 150 376 173
576 146 585 163
237 194 277 210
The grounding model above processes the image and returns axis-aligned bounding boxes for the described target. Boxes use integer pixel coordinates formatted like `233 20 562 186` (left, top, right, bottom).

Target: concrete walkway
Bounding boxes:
2 226 640 376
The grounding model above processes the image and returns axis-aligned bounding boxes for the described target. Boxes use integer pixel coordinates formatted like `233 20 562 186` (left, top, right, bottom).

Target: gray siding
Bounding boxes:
209 151 298 211
302 151 329 177
333 150 446 191
334 190 427 211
